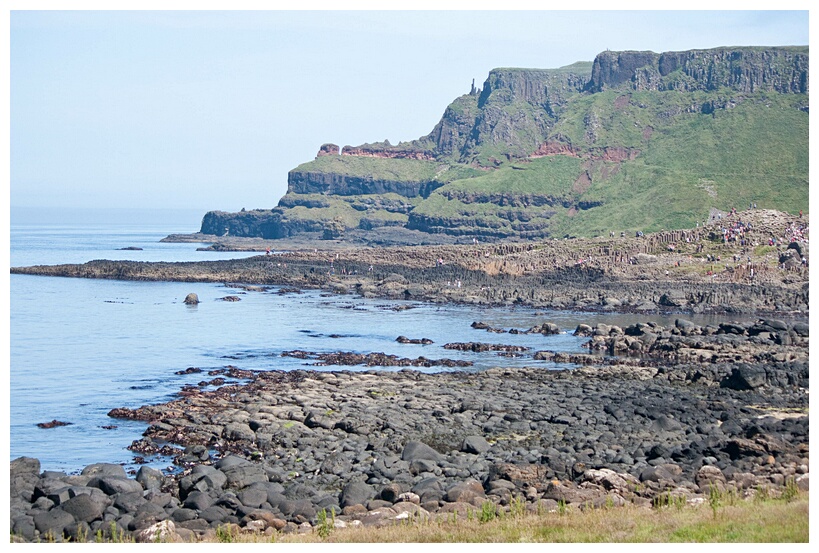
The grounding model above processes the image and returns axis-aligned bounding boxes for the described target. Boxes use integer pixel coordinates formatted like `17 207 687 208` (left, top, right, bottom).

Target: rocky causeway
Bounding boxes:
12 209 810 315
9 209 810 542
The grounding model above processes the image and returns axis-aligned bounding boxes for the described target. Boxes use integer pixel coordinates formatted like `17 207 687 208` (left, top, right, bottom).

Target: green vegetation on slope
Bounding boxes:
291 155 483 185
546 90 808 236
259 48 807 241
278 193 421 229
406 88 807 238
282 202 362 229
438 156 584 196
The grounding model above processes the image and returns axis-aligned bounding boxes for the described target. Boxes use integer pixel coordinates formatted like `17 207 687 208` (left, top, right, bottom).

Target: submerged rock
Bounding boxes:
36 420 72 429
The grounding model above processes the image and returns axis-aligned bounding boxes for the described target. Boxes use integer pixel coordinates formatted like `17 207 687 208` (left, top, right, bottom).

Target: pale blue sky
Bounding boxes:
9 8 810 213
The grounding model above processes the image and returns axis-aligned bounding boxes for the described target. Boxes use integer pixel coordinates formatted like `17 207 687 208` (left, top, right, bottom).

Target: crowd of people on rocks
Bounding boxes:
783 221 809 245
719 218 752 246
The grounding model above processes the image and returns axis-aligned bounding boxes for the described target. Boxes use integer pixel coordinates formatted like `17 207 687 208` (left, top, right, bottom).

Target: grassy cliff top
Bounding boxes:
490 61 593 75
291 155 483 184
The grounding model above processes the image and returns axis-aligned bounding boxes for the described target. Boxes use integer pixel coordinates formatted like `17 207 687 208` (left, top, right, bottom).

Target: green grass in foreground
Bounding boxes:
204 492 808 544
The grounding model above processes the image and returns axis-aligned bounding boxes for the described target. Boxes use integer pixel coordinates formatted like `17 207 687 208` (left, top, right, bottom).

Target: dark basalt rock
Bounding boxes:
36 420 72 429
10 311 809 542
721 365 768 390
281 350 473 368
396 336 433 345
443 342 528 353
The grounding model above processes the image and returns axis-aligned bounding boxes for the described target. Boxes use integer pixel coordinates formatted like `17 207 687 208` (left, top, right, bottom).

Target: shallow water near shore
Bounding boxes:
9 213 744 474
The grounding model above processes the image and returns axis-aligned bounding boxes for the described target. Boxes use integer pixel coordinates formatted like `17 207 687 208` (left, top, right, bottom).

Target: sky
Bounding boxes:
5 3 812 216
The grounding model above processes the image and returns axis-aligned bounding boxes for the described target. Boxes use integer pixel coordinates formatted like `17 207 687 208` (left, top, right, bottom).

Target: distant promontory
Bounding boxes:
192 46 808 245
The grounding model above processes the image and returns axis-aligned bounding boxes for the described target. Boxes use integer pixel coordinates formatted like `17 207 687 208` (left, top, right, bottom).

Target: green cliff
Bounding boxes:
200 46 808 242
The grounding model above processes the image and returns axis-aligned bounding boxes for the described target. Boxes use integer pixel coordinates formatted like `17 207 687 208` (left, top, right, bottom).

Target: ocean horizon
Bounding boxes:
10 205 209 229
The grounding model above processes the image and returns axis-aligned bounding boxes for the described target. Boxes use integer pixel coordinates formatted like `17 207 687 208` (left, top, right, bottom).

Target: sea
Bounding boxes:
8 207 731 475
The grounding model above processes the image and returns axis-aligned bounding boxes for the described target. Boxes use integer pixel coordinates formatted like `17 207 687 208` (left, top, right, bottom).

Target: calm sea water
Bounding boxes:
9 208 727 475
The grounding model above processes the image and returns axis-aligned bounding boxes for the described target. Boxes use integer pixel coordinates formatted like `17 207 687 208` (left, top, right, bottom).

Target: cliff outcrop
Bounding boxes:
198 46 808 243
286 167 442 197
200 209 282 238
587 47 809 94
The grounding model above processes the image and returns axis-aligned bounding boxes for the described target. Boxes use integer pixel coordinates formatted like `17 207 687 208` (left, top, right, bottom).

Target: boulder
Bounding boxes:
88 476 144 496
379 483 407 503
198 505 229 524
791 322 809 337
183 293 200 305
582 468 633 493
114 491 149 514
135 467 164 491
11 515 37 541
241 510 287 531
573 324 594 337
650 415 683 433
721 365 767 390
461 435 491 454
639 466 678 484
11 456 41 476
179 465 227 498
541 481 603 505
58 493 106 523
223 422 256 442
696 465 727 490
81 463 127 479
170 508 198 523
237 487 269 509
674 318 700 335
444 479 485 503
528 322 561 335
131 502 169 530
182 490 214 511
401 441 445 463
411 477 444 502
33 509 75 540
135 520 179 543
219 463 268 490
278 498 316 521
67 521 95 542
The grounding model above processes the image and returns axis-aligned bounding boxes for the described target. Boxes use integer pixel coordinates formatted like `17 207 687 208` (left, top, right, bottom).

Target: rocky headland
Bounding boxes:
190 46 808 243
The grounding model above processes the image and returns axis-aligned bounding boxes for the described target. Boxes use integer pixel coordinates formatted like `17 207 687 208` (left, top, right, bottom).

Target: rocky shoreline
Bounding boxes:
11 209 810 315
9 209 809 542
10 315 809 542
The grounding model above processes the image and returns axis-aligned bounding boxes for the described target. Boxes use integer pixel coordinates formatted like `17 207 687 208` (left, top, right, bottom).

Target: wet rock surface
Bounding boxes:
36 420 72 429
11 314 808 542
280 350 473 368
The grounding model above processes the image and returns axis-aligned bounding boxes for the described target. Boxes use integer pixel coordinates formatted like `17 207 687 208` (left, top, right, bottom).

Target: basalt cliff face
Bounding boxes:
588 47 809 94
200 46 808 243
